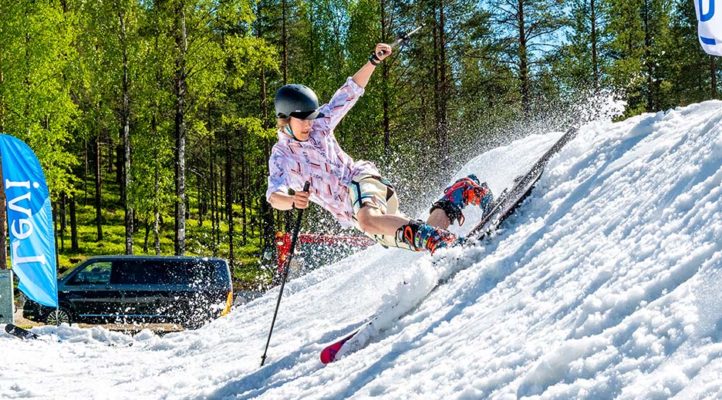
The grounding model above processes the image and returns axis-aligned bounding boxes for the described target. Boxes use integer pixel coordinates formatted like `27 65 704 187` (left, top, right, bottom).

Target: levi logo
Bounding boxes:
5 179 47 265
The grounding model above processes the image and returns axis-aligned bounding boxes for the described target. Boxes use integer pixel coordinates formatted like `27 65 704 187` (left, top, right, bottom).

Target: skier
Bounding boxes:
266 43 494 254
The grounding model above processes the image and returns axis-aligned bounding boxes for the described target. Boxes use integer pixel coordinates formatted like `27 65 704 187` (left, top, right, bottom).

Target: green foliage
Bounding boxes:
0 0 79 197
0 0 719 286
604 0 674 115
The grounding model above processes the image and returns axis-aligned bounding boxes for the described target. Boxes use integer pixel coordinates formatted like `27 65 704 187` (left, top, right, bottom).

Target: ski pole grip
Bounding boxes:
369 24 424 64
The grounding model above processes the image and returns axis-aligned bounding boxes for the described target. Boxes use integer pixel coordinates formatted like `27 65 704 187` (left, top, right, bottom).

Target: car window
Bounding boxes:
100 259 223 286
68 261 112 285
109 260 207 285
111 261 153 285
155 260 208 285
211 260 231 286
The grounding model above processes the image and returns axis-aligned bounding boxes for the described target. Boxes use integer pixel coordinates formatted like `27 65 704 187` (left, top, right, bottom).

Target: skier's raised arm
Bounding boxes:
351 43 392 89
315 43 393 133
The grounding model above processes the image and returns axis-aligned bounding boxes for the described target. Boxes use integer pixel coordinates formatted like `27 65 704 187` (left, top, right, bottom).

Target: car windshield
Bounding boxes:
59 264 81 279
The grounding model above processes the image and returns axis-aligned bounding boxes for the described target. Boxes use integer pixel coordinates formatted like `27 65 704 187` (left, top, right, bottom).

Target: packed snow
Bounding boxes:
2 101 721 399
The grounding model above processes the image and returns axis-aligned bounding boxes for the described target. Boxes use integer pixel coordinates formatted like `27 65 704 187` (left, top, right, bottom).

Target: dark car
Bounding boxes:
23 256 233 329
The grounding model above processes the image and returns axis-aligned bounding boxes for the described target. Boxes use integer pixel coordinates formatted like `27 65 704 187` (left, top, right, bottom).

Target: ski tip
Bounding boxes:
320 331 358 365
320 346 339 364
320 338 348 364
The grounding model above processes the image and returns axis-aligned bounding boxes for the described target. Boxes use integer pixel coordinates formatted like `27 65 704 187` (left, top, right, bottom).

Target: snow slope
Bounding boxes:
2 101 721 400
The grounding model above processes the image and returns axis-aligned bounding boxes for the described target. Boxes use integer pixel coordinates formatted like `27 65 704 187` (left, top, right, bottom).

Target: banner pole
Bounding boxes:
0 154 14 325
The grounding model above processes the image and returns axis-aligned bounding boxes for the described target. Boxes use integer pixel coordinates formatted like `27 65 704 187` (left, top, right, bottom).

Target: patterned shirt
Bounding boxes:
266 77 380 226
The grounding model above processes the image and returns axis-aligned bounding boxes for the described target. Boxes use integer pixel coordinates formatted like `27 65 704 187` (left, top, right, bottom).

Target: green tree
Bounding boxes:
0 0 78 197
605 0 673 115
555 0 611 92
666 0 720 105
486 0 565 116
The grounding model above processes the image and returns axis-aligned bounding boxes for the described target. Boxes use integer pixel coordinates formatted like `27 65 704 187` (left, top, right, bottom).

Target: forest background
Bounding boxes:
0 0 717 289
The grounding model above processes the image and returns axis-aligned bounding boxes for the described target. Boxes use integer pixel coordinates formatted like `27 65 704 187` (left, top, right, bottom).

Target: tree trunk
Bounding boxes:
154 161 161 255
518 0 530 115
437 0 449 160
0 165 7 270
642 0 655 111
590 0 599 91
240 129 247 246
95 134 103 241
712 57 718 98
52 204 60 271
69 195 79 252
210 138 217 253
116 143 123 187
119 9 133 255
256 0 275 247
282 0 288 84
216 149 223 248
143 219 150 253
59 192 66 251
174 1 188 255
107 130 114 174
225 133 234 269
84 140 89 205
381 0 391 152
432 0 449 171
151 9 163 257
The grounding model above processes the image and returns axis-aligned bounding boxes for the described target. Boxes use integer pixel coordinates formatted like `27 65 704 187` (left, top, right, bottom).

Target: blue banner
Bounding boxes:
0 134 58 308
696 0 722 56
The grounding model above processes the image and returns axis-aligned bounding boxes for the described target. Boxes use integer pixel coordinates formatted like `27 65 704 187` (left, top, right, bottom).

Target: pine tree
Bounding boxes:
555 0 610 92
486 0 565 116
605 0 672 115
666 0 720 105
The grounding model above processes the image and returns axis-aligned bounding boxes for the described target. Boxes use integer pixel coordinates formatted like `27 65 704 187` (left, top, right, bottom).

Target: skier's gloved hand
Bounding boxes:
369 43 393 65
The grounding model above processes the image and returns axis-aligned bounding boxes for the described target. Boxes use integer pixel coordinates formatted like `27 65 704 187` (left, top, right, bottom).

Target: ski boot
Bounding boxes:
430 174 493 225
397 220 458 254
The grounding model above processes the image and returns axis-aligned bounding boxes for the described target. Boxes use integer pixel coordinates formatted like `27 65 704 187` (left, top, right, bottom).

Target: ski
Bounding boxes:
468 127 579 241
320 329 361 364
319 127 580 364
4 324 39 340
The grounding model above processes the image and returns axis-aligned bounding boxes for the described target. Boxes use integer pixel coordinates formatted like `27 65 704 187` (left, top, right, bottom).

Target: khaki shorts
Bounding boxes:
348 175 413 250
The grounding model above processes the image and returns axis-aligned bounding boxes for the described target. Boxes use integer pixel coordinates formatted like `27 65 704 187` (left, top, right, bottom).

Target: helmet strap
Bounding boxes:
283 125 295 139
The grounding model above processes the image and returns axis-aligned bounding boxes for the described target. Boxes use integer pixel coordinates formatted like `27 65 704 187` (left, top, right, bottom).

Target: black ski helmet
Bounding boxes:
274 84 325 120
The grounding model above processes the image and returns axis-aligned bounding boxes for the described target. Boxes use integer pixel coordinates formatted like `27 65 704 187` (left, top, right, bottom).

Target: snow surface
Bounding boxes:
2 101 722 400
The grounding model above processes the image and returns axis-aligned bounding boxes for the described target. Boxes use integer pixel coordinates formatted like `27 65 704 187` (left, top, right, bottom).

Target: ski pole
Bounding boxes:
371 24 425 62
260 181 310 367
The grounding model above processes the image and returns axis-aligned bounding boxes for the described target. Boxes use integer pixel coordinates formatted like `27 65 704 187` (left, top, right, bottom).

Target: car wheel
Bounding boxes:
45 307 72 326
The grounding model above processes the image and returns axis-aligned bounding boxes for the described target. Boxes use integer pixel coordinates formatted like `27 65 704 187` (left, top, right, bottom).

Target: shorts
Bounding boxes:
348 175 413 250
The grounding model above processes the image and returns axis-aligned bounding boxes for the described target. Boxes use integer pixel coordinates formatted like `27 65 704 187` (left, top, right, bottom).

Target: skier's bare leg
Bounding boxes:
426 209 451 230
355 207 408 237
356 207 452 237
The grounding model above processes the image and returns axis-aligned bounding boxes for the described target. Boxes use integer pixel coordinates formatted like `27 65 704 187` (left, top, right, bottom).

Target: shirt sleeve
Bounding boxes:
266 147 290 201
315 77 365 134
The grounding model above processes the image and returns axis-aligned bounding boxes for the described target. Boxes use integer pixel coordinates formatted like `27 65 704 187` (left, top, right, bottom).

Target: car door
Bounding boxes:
111 260 161 322
61 260 123 321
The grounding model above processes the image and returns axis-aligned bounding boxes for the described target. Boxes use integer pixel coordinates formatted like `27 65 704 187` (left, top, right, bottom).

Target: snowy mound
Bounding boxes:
2 101 721 399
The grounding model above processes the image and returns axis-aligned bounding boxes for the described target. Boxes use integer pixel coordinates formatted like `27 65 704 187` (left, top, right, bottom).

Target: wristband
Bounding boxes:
368 53 381 66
